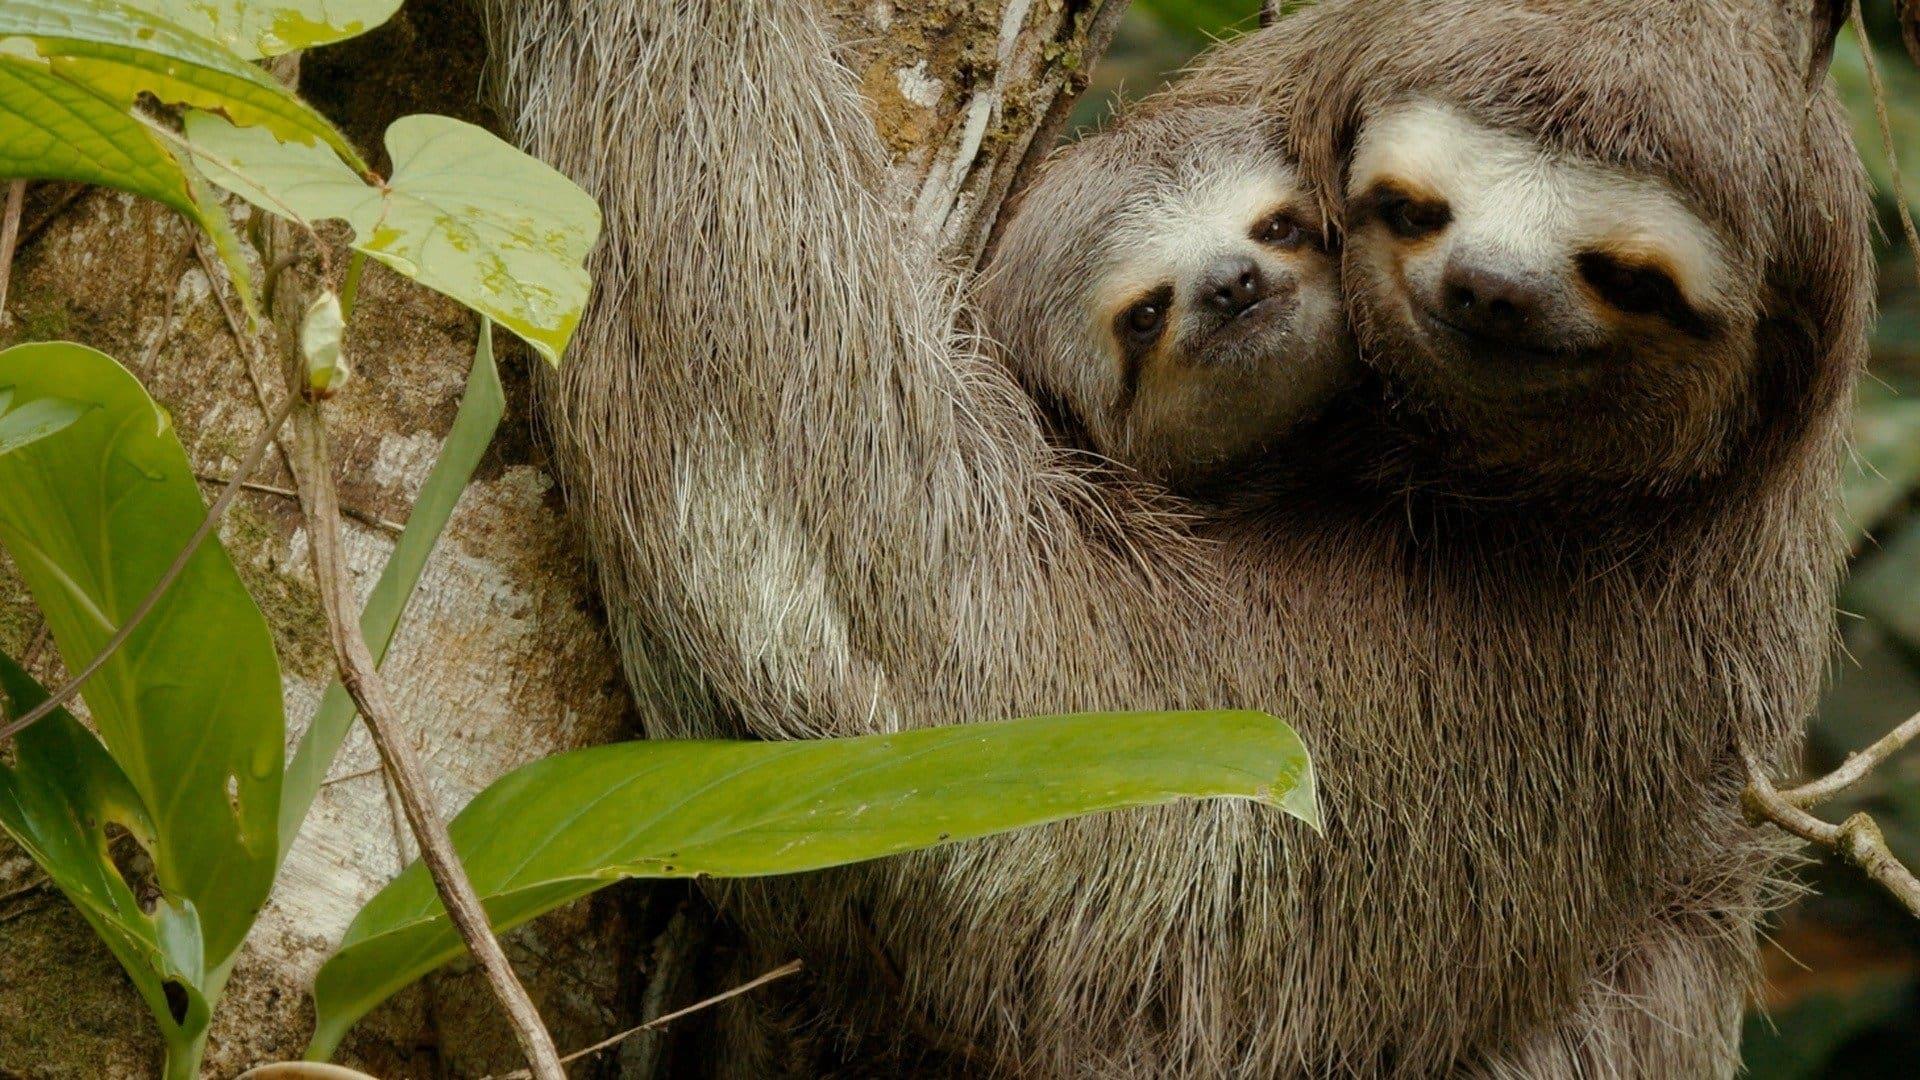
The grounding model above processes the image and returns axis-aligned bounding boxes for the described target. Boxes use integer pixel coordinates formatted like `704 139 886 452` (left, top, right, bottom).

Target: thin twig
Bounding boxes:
193 473 404 535
0 180 25 327
0 392 297 744
1855 11 1920 293
483 960 804 1080
266 229 563 1077
284 387 564 1078
1781 706 1920 807
1742 751 1920 917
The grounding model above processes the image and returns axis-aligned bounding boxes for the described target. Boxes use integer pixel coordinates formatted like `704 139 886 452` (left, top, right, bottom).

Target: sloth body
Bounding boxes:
477 0 1871 1075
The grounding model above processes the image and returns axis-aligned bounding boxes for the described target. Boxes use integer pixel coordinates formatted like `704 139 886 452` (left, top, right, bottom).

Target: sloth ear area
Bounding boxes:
1803 0 1852 89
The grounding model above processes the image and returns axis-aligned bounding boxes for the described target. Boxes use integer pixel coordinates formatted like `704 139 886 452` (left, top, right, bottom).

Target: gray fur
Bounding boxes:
475 0 1872 1075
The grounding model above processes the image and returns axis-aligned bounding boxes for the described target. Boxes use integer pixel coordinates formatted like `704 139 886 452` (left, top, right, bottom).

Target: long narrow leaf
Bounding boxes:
279 319 505 858
308 710 1318 1056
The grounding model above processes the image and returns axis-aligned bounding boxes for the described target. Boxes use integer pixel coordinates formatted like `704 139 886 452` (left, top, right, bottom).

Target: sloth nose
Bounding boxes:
1441 262 1545 339
1201 256 1269 318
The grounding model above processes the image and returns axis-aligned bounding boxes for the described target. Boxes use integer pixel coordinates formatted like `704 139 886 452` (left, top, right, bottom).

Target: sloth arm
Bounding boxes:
481 1 1203 736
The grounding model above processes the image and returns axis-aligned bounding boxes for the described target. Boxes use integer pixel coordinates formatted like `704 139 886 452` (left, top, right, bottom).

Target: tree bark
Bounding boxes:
0 0 1117 1075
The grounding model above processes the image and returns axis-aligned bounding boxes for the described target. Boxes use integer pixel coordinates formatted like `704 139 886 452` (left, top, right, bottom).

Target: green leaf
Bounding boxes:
0 0 367 171
279 319 505 860
0 51 253 308
0 652 211 1065
117 0 402 60
308 710 1317 1056
0 342 284 970
0 391 89 455
182 113 601 363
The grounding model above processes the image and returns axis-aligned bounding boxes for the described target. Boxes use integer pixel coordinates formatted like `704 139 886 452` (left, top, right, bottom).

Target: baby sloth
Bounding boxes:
978 102 1352 488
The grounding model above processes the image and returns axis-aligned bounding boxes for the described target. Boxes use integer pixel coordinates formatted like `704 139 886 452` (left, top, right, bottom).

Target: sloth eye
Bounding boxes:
1254 211 1309 249
1379 192 1452 240
1126 300 1166 336
1577 252 1689 322
1115 286 1174 348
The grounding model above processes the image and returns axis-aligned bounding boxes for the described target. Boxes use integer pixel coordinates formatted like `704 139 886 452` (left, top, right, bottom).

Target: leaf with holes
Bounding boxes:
0 651 212 1072
183 113 600 363
308 710 1318 1056
119 0 402 59
0 342 284 984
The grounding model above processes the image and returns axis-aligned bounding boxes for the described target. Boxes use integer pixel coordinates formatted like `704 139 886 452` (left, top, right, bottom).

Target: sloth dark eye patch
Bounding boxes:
1354 181 1451 240
1111 283 1173 414
1576 251 1713 338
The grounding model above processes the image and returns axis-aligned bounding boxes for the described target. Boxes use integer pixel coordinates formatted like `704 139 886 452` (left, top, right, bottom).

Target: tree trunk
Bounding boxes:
0 1 1122 1075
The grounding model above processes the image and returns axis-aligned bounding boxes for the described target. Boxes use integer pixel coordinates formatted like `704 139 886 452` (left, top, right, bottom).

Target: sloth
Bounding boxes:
475 0 1871 1076
975 101 1352 487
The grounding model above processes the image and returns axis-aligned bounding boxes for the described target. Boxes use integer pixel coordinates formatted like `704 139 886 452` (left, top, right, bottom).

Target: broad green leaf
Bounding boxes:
183 114 601 363
279 320 505 860
0 391 88 455
308 710 1317 1055
0 0 367 171
0 51 253 307
0 342 284 969
0 652 211 1067
119 0 402 60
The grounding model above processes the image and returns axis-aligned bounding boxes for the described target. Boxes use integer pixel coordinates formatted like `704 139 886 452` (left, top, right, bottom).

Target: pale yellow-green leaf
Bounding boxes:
118 0 401 59
184 112 601 363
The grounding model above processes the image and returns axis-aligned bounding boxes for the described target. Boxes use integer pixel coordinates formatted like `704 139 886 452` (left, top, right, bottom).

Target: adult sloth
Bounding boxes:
475 0 1871 1075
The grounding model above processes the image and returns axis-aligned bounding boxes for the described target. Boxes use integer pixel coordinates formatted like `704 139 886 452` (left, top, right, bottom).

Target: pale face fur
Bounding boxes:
1088 167 1347 485
1344 97 1761 491
980 105 1352 489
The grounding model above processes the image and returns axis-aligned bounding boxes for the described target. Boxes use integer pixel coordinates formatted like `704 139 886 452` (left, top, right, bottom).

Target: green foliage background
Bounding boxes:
1093 2 1920 1075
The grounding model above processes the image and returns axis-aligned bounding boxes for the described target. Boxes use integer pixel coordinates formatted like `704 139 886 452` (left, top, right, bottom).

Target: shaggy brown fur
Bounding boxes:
474 0 1872 1075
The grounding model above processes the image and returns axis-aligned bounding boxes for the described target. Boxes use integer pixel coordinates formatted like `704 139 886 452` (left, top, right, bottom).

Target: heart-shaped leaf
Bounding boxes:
183 113 600 363
308 710 1317 1056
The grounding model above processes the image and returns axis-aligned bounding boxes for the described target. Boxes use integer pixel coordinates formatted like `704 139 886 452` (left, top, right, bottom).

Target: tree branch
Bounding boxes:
1742 750 1920 918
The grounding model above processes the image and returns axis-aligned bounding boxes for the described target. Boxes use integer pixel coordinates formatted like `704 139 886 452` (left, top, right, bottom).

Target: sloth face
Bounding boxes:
1086 164 1352 487
1344 97 1755 490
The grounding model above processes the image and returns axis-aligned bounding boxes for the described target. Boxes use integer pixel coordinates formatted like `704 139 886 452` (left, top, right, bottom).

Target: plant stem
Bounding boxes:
283 387 565 1079
483 960 804 1080
0 391 296 743
0 179 24 327
256 196 562 1075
